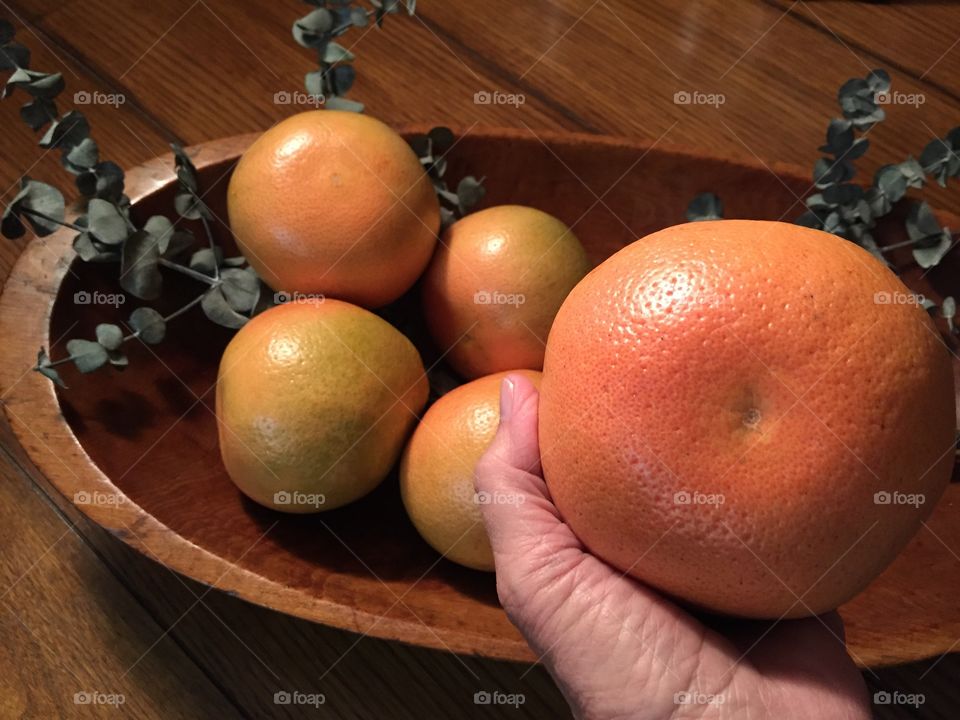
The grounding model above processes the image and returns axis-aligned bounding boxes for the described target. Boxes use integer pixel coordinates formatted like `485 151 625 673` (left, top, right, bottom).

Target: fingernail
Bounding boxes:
500 377 516 421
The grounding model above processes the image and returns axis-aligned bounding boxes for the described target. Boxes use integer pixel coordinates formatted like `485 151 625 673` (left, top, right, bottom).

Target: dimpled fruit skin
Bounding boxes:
216 298 428 513
227 110 440 308
421 205 591 379
400 370 542 570
540 219 956 618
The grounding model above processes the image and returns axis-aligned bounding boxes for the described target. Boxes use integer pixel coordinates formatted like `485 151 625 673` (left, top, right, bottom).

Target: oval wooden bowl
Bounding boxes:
1 127 959 668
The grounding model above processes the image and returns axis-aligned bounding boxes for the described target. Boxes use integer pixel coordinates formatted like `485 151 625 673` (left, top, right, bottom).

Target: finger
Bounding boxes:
474 375 582 593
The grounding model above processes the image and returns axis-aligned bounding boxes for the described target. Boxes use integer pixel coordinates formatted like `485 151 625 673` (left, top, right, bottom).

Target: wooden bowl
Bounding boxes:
1 127 958 667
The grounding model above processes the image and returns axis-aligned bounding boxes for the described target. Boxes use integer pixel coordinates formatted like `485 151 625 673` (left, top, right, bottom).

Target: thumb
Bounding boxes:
474 375 582 608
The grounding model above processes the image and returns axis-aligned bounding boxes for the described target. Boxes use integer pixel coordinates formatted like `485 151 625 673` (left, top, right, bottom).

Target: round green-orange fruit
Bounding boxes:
227 110 440 308
216 298 428 512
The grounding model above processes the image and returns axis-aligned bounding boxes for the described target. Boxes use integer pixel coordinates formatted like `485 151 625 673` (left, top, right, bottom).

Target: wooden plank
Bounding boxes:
0 439 239 718
415 0 960 215
8 0 580 145
775 0 960 105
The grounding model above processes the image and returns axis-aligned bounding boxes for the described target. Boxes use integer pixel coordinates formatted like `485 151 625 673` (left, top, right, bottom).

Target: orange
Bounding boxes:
540 219 955 618
400 370 542 570
227 110 440 308
216 298 428 512
421 205 590 378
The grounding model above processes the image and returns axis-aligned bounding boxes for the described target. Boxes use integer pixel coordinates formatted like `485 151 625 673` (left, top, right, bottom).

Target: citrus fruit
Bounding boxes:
227 110 440 308
216 298 428 512
539 219 955 618
400 370 542 570
421 205 590 378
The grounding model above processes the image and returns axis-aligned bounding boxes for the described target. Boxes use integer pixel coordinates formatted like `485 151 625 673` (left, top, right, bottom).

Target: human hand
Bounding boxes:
474 373 872 720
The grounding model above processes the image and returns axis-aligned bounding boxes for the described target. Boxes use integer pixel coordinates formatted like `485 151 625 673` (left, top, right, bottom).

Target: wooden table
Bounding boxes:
1 2 959 717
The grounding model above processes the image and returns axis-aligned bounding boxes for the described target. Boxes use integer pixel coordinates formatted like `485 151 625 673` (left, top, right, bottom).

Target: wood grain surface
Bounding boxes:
1 1 959 718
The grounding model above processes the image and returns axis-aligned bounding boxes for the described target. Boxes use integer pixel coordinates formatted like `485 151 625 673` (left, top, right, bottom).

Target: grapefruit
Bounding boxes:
421 205 590 378
216 298 428 512
539 219 955 618
400 370 542 570
227 111 440 308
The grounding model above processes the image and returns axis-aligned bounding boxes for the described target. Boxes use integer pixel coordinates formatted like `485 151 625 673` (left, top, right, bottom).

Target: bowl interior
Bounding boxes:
47 130 960 656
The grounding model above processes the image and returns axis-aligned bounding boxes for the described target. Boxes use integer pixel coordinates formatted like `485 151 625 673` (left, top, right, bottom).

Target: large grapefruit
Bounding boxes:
539 219 955 618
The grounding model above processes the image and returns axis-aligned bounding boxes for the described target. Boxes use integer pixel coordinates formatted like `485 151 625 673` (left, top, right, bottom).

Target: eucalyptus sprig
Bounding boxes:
292 0 416 113
407 126 486 228
687 68 960 324
0 19 267 387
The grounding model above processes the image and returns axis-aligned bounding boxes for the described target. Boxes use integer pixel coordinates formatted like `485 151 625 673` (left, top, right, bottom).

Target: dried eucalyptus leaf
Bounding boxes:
129 307 166 344
820 119 854 156
37 363 66 388
331 64 355 94
107 351 128 367
120 230 162 300
201 287 248 329
174 191 207 220
222 256 247 267
456 176 486 211
866 69 891 94
87 198 128 245
43 110 89 151
795 209 822 229
305 70 325 97
95 323 124 351
350 7 369 26
21 71 64 99
20 97 56 130
0 42 29 71
323 41 355 63
324 95 364 113
912 230 952 269
875 165 908 203
906 201 942 243
91 160 125 201
942 296 957 320
190 247 222 274
0 20 15 45
299 8 334 33
220 267 259 313
4 179 66 238
822 183 864 206
63 137 98 173
685 192 724 222
845 138 870 161
66 339 108 374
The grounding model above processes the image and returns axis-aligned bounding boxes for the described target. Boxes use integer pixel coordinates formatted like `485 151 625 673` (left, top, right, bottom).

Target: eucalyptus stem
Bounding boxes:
158 257 217 285
20 208 83 233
